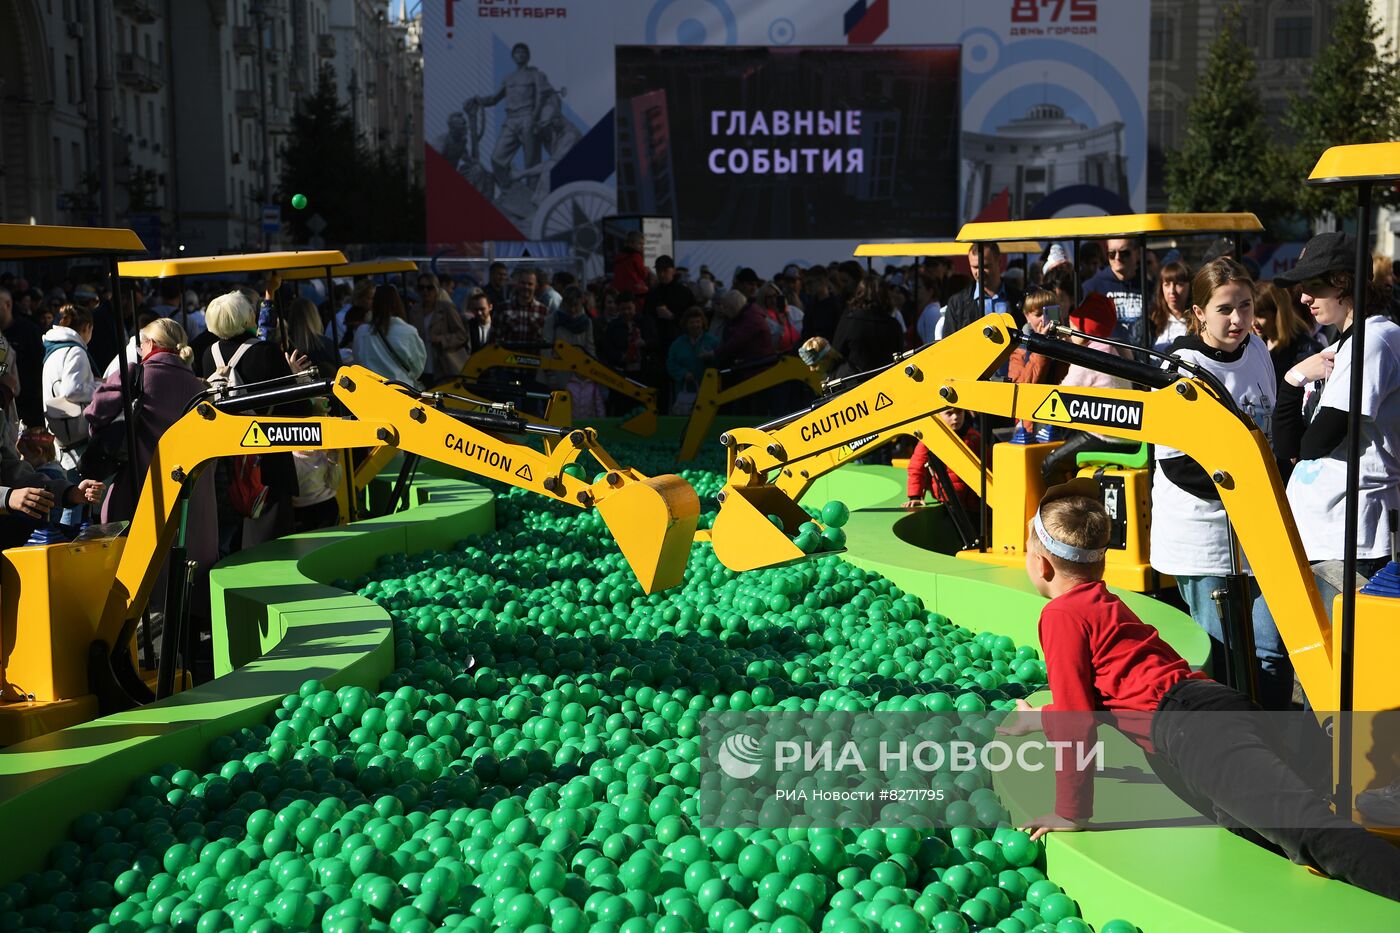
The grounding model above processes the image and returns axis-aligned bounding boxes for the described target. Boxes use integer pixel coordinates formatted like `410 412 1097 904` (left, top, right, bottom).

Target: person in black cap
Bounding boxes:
644 255 691 328
641 256 687 406
1272 231 1400 615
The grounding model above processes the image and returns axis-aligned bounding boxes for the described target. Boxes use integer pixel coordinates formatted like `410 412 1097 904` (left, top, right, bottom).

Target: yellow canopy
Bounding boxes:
118 250 349 279
280 259 418 281
854 241 1043 258
0 223 146 260
957 213 1263 243
1307 142 1400 187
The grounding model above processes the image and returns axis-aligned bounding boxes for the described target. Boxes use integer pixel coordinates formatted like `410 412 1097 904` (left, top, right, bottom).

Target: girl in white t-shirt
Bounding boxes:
1149 260 1192 355
1273 232 1400 614
1150 259 1290 709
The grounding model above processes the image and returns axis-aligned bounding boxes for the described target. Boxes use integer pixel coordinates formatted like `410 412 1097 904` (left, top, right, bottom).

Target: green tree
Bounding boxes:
277 65 424 246
1285 0 1400 221
1165 5 1289 230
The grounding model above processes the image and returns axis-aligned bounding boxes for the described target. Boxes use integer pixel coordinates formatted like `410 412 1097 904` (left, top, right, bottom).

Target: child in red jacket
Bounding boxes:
998 480 1400 900
905 408 980 511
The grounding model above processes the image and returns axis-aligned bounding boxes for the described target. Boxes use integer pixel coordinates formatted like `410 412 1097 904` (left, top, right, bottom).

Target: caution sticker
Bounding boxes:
240 421 324 447
506 355 542 367
1031 390 1143 431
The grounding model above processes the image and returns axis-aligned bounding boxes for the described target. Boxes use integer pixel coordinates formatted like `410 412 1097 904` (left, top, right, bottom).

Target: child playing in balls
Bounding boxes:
999 480 1400 901
904 407 981 512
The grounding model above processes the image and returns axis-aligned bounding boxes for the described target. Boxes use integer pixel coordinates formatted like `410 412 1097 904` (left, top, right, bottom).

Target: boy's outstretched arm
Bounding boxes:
1022 812 1085 842
995 698 1043 736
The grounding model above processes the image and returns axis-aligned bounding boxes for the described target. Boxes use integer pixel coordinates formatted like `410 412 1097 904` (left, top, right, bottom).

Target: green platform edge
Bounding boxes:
0 475 494 880
812 465 1400 932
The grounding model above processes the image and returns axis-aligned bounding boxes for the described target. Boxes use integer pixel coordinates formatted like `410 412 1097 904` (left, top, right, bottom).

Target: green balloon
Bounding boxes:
291 193 308 209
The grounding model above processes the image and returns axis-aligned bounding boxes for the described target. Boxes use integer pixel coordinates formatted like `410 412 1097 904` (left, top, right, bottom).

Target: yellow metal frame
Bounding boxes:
854 241 1043 258
462 341 658 436
0 223 147 260
280 259 418 280
710 314 1337 708
118 250 349 279
677 357 825 462
956 213 1263 242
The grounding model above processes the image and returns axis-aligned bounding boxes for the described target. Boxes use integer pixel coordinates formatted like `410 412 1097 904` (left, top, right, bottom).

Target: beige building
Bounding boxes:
0 0 422 254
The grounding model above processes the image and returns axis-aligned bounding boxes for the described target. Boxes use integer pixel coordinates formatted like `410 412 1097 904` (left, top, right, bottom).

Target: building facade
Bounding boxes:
1147 0 1342 208
0 0 422 254
963 103 1128 222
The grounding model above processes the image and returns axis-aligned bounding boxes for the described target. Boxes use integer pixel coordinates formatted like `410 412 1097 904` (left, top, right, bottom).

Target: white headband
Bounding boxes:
1033 509 1107 563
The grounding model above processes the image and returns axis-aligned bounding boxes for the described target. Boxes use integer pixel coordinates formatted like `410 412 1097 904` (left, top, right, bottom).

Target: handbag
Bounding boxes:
670 388 698 416
78 362 144 481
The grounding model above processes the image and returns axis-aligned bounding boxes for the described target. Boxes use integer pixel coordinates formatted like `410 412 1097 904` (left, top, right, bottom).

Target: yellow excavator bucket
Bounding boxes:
620 406 658 437
709 483 812 571
594 473 700 592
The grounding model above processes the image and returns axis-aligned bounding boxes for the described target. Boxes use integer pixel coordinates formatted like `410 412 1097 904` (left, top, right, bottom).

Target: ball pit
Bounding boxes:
0 444 1144 933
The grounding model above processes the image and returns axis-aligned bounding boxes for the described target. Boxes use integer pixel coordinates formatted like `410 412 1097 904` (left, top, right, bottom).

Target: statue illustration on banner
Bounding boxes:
441 42 585 229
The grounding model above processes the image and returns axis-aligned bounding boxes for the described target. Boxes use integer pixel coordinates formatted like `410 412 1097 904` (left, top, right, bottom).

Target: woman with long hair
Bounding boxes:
1253 283 1321 390
1149 260 1192 353
283 297 338 376
352 285 427 386
1150 259 1289 708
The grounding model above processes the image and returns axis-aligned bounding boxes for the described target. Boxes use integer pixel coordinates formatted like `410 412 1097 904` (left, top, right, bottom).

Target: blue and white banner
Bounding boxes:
424 0 1148 275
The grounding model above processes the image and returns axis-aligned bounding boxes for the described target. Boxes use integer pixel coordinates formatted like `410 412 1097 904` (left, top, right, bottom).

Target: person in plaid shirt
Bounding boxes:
497 269 549 345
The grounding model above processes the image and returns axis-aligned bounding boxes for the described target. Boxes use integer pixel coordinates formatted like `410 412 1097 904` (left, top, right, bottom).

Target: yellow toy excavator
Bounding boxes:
0 366 699 742
708 313 1351 712
461 341 658 436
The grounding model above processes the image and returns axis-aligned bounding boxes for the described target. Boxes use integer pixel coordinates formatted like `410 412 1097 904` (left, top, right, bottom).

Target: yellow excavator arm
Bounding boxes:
710 314 1336 708
90 365 697 706
341 376 576 523
677 355 825 462
461 341 658 435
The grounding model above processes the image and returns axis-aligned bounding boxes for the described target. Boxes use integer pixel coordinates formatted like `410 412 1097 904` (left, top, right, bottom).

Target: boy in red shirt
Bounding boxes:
1000 480 1400 900
904 408 981 511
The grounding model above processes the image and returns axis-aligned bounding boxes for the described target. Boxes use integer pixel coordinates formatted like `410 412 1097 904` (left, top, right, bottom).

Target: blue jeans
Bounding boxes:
1176 574 1294 711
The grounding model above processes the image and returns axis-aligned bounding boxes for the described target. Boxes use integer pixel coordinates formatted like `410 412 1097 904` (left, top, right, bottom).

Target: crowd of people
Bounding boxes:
0 227 1394 693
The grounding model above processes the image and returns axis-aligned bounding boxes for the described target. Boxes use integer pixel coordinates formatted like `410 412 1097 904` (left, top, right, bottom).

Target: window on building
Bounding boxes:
1274 15 1312 58
1150 16 1174 60
71 142 81 191
144 34 152 62
53 138 63 189
147 102 155 141
129 25 136 53
65 55 77 105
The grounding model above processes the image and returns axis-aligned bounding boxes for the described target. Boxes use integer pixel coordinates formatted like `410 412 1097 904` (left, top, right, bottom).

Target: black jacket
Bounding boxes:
942 283 1025 339
4 313 44 429
832 306 904 378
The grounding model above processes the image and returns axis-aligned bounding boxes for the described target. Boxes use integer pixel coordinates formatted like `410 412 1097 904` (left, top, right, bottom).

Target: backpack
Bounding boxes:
210 339 268 517
229 453 269 519
208 338 258 394
42 340 94 448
